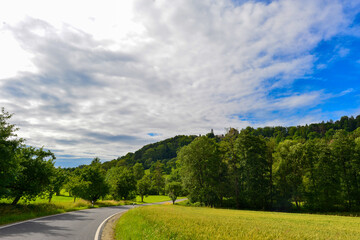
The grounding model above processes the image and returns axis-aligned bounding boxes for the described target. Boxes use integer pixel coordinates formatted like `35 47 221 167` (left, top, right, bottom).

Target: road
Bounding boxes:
0 204 135 240
0 200 186 240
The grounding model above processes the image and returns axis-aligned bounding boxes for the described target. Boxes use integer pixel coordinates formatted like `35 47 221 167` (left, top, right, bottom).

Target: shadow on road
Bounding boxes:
0 211 91 238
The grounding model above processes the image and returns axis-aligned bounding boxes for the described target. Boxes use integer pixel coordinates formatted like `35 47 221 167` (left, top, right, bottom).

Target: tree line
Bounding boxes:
179 127 360 211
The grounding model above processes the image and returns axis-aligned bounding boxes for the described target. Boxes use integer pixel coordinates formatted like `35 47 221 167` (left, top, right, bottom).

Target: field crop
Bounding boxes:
115 205 360 240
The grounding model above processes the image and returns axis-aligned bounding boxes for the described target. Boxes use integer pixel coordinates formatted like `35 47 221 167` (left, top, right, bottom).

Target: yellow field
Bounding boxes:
115 205 360 240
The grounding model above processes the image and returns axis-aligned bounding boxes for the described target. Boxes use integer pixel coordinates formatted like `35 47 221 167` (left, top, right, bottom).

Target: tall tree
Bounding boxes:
133 163 145 181
219 128 241 207
0 108 23 197
77 158 109 203
235 130 271 209
331 130 357 210
178 136 222 207
106 166 136 200
137 175 151 202
150 161 165 195
273 140 304 210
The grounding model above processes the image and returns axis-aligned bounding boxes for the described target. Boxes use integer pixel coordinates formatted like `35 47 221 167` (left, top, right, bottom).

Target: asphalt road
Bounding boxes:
0 204 135 240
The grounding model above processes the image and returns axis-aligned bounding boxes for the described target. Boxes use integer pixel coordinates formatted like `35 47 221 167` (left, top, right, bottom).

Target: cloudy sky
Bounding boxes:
1 0 360 167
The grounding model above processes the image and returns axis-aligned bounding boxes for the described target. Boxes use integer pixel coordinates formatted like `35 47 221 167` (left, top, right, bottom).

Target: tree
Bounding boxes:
302 140 341 211
178 136 222 207
235 130 271 209
133 163 145 181
0 108 23 197
65 171 90 202
331 130 357 210
46 167 67 202
137 175 151 202
150 161 165 195
9 147 56 205
76 158 109 203
106 166 136 200
273 140 304 210
219 128 240 207
166 182 182 204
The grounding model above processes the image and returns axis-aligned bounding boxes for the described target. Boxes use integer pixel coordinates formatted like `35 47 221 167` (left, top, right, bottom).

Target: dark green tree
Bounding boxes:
150 161 165 195
235 130 271 209
166 182 182 204
178 136 222 207
0 108 23 197
106 166 136 200
77 158 109 203
137 175 151 202
133 162 145 181
9 147 55 205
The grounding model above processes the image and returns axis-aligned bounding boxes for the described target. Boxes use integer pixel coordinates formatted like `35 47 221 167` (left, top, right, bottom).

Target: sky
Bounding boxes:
0 0 360 167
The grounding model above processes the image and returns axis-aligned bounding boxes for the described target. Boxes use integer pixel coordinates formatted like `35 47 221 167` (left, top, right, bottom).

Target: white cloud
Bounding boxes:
0 0 354 166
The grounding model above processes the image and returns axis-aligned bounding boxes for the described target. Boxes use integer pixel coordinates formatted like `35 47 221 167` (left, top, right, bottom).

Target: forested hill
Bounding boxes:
101 135 197 172
102 114 360 171
245 115 360 141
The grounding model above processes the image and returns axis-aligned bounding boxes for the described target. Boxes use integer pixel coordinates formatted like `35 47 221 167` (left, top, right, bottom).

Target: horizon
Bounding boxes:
1 0 360 167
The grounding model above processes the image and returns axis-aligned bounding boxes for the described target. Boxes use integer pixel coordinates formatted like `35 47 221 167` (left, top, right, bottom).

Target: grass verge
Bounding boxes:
115 205 360 240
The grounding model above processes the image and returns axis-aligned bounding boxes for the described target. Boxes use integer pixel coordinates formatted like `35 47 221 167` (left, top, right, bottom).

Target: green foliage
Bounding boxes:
235 130 270 209
178 136 222 207
165 182 182 204
133 163 145 180
105 135 196 171
106 166 136 200
69 158 109 203
8 147 56 205
149 161 165 195
0 108 23 197
137 175 151 202
46 167 68 202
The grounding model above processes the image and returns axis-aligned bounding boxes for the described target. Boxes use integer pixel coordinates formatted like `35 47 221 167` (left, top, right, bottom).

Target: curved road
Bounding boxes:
0 204 135 240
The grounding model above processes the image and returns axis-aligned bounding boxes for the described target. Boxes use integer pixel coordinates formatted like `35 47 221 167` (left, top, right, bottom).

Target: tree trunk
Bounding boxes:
235 176 240 209
12 196 21 205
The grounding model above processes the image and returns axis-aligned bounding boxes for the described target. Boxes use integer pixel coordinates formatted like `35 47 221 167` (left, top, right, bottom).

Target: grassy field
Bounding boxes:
115 205 360 240
135 195 181 203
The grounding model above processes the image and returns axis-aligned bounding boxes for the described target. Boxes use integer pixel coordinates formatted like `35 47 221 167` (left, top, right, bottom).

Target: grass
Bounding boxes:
115 204 360 240
135 195 184 203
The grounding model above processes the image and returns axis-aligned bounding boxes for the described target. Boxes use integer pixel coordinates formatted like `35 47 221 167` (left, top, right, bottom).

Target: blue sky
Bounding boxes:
0 0 359 167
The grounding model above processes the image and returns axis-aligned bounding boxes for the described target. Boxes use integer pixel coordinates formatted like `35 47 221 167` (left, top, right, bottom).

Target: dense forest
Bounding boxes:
1 107 360 212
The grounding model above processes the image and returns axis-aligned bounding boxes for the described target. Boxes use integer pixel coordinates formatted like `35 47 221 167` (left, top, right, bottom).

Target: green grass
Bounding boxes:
135 195 184 203
115 205 360 240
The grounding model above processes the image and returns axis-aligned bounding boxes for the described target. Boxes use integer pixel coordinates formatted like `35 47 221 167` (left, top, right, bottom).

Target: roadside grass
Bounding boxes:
0 194 130 226
115 205 360 240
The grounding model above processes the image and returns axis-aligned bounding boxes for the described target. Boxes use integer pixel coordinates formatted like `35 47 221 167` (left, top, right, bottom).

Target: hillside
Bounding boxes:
101 135 197 172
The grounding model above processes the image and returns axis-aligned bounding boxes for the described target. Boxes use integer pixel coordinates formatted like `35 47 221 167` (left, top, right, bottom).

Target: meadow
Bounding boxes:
115 204 360 240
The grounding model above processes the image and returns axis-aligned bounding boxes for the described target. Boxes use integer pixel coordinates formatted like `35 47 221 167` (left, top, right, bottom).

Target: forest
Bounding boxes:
1 107 360 212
